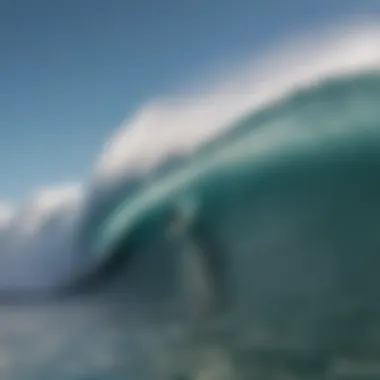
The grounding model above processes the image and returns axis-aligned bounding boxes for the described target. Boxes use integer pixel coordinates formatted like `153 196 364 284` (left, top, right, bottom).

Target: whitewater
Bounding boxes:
0 20 380 379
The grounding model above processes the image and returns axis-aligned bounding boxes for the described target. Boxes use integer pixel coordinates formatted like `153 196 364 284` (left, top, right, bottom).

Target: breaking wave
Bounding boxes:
0 20 380 294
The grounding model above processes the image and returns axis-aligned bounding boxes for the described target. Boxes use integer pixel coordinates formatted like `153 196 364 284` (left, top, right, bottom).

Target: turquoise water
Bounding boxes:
3 71 380 379
92 71 380 260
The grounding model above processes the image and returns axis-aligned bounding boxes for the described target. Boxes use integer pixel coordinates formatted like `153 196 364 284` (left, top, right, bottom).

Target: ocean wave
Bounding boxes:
89 70 380 268
1 21 380 293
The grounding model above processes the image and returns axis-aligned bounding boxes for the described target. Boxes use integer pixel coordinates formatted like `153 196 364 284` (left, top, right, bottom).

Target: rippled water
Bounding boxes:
0 301 180 380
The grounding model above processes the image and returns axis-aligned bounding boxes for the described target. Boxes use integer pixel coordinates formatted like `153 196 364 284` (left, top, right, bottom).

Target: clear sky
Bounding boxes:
0 0 378 201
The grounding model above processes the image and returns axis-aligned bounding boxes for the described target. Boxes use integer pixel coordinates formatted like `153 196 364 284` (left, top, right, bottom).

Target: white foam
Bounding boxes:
95 20 380 184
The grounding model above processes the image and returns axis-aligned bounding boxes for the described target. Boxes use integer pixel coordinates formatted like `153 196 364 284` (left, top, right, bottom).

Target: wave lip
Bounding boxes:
95 20 380 183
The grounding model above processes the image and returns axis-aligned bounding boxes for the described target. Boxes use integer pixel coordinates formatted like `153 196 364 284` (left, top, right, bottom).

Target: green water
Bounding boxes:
24 70 380 380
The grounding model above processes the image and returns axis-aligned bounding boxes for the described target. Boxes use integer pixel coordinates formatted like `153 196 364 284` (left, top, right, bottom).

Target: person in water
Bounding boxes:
166 199 225 325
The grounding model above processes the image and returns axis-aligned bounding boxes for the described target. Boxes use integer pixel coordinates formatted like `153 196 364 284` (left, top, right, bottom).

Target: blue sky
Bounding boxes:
0 0 378 201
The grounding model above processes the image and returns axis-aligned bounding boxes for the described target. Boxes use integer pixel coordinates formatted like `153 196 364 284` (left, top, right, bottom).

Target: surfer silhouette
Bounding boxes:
166 199 225 324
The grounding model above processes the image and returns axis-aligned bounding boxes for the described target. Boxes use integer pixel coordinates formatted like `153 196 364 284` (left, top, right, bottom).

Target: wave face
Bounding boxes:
1 71 380 380
91 71 380 261
61 71 380 379
2 24 380 379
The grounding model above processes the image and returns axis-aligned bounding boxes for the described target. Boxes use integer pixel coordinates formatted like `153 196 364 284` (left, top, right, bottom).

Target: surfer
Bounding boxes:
166 199 225 325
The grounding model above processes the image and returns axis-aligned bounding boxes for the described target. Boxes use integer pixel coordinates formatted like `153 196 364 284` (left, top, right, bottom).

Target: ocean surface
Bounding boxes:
3 71 380 379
